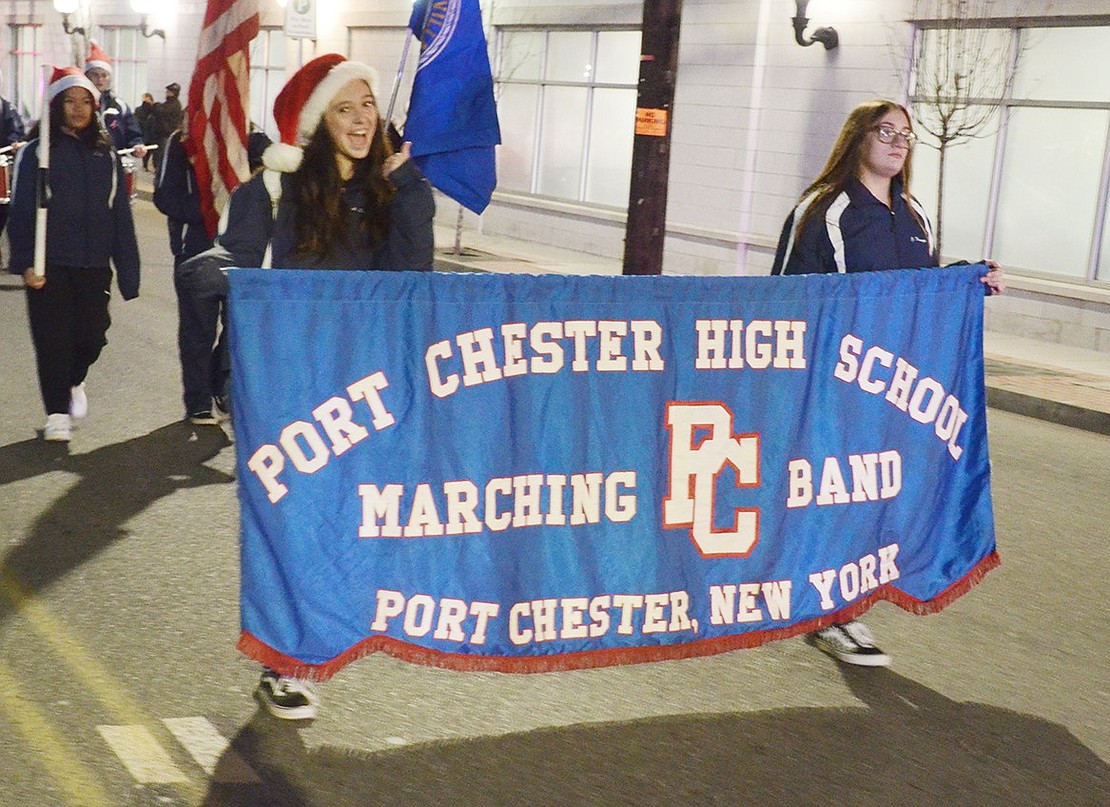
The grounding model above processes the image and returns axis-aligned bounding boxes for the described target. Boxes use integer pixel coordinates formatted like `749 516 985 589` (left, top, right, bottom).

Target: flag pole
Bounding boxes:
33 64 51 279
384 35 413 127
384 1 432 126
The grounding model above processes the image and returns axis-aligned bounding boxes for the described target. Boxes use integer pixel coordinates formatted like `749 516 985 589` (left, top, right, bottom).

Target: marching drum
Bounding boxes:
120 153 138 200
0 153 11 205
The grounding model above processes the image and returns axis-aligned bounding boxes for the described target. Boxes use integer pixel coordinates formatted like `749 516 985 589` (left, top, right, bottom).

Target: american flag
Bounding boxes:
185 0 260 239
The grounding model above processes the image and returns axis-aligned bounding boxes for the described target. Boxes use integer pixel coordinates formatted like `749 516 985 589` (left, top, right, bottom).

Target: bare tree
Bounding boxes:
909 0 1024 253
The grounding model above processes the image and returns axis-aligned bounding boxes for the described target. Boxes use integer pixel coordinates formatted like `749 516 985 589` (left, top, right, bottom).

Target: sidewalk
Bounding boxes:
434 223 1110 436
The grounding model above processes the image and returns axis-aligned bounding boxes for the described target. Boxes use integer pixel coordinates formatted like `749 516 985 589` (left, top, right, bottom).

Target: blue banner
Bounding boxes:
405 0 500 214
228 266 998 678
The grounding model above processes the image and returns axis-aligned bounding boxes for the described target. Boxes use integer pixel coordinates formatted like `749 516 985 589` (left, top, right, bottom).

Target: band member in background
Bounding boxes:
84 41 147 161
7 67 140 442
1 68 28 267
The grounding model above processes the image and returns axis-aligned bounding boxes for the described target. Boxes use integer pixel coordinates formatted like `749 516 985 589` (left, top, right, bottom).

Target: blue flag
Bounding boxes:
405 0 501 214
228 265 999 679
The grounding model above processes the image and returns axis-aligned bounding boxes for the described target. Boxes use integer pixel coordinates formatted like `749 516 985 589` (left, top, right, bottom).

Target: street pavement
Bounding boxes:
0 192 1107 806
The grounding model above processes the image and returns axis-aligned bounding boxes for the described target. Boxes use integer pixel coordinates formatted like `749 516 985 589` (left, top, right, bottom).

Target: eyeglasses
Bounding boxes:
872 124 918 149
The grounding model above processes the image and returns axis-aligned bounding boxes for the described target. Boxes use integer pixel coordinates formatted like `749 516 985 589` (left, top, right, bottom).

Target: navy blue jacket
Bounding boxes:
99 90 144 152
1 97 26 147
8 134 141 299
153 132 214 261
218 159 435 271
772 177 937 275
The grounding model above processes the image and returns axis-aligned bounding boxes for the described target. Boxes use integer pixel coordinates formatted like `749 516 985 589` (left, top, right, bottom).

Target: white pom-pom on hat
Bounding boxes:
261 141 304 172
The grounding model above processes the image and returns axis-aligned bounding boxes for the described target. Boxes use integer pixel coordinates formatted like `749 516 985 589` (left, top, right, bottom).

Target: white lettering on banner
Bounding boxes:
425 319 666 398
833 334 969 460
246 372 395 504
807 543 901 610
663 403 761 557
369 589 699 646
709 580 793 624
694 319 807 370
357 471 638 538
370 590 501 645
508 591 696 645
785 450 902 508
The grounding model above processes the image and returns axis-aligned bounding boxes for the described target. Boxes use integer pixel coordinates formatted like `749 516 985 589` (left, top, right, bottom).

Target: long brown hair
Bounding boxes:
796 99 919 234
288 112 396 259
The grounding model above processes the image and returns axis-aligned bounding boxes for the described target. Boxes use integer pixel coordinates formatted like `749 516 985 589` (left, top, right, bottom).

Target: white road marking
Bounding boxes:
96 725 188 783
162 716 261 783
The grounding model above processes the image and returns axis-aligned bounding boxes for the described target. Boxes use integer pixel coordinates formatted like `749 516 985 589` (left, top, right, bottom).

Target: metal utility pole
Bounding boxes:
621 0 683 276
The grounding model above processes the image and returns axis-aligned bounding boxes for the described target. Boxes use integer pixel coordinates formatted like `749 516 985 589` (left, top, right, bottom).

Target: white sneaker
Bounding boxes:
44 413 72 442
256 670 319 720
69 383 88 419
811 620 891 667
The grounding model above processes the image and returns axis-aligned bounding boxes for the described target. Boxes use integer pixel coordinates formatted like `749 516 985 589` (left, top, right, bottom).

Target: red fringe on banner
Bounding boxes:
237 550 1001 682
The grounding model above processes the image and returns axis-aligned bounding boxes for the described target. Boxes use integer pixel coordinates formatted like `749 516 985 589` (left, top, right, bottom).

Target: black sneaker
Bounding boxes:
810 621 891 667
213 392 230 417
255 669 318 720
188 410 221 426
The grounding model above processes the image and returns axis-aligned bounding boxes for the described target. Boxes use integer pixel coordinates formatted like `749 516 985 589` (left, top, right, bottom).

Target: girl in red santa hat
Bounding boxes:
214 53 434 720
217 52 434 275
7 66 141 442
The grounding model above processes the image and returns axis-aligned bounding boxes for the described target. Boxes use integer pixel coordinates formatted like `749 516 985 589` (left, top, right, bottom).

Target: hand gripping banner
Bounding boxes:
229 265 999 679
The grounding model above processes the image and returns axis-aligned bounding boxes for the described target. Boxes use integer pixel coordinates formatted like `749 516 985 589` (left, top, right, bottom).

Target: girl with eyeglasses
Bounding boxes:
772 99 1003 295
770 99 1003 667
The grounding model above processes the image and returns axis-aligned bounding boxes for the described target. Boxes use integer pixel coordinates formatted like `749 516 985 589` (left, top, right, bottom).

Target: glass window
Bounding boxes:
1012 27 1110 103
537 86 588 199
913 22 1110 282
10 25 42 120
545 32 593 83
249 30 288 138
595 31 641 84
586 87 636 206
993 107 1109 278
496 83 539 193
910 114 998 262
915 27 1013 105
499 31 544 82
495 27 640 207
95 27 146 109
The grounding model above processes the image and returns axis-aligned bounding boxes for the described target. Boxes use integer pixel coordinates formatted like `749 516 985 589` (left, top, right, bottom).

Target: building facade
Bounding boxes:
4 0 1109 349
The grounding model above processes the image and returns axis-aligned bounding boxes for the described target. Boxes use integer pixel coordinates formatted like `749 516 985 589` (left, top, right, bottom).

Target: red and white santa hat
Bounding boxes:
48 65 101 104
85 41 113 74
263 53 379 173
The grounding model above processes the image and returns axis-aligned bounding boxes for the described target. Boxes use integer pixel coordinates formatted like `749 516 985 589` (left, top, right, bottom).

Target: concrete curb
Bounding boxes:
986 387 1110 435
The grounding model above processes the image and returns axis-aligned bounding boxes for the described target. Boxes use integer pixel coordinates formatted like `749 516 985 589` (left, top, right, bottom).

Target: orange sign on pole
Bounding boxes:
635 107 668 137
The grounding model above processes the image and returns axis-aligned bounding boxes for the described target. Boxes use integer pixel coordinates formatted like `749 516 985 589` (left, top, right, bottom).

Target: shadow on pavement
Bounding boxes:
0 422 233 621
202 667 1108 807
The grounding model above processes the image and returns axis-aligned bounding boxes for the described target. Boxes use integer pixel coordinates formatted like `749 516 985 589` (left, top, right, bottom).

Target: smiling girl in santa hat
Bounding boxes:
208 53 435 720
217 52 435 274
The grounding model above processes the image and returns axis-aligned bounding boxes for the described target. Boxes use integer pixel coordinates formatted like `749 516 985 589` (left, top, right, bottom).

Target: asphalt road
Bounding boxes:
0 199 1107 806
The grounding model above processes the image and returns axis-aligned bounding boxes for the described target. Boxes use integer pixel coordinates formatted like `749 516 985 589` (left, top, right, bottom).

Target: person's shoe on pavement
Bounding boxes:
69 383 88 419
188 410 221 426
256 669 318 720
811 620 891 667
44 413 72 442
